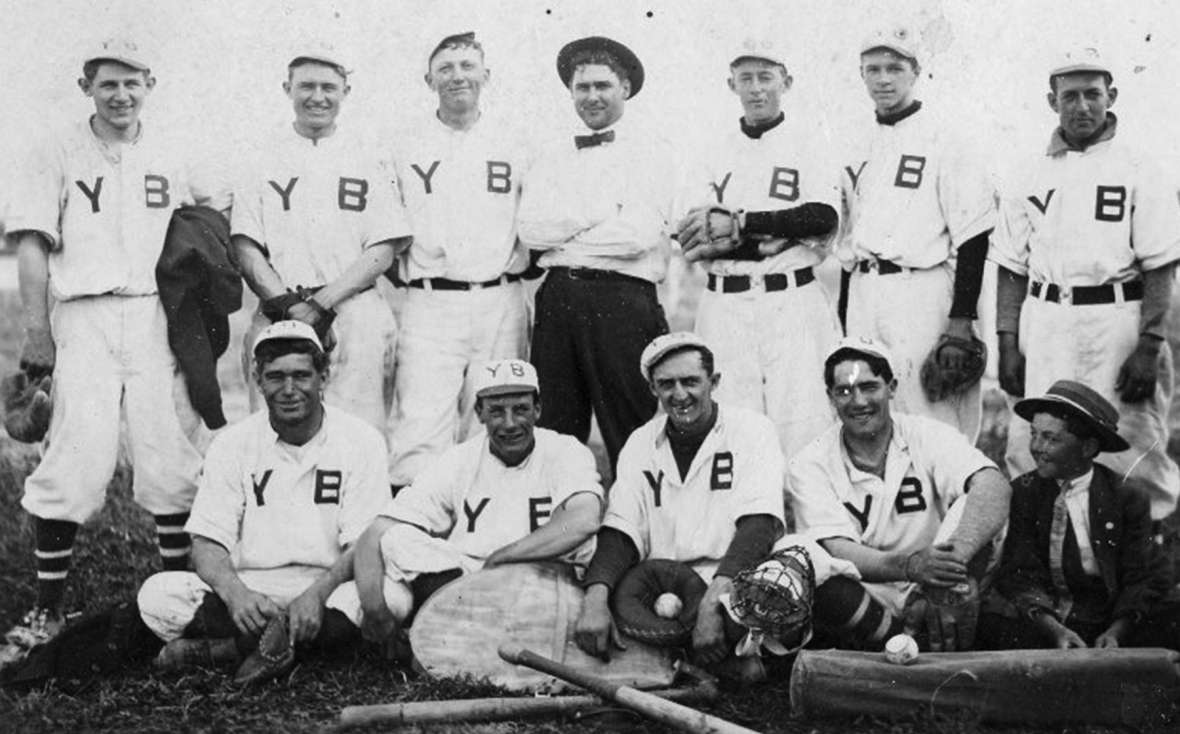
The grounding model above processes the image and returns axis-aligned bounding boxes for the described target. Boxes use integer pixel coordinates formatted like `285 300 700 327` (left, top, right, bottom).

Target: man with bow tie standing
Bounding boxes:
517 36 684 475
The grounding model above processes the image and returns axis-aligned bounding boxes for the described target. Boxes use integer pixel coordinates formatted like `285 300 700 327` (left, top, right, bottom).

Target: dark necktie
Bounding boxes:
574 130 615 149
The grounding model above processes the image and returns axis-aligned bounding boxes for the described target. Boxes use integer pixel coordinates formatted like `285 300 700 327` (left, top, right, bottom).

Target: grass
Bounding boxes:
1 284 1179 733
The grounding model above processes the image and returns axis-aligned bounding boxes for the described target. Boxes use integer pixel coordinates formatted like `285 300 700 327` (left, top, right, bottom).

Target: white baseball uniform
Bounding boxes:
232 124 412 432
604 404 786 582
787 413 995 613
377 427 602 587
386 110 531 486
839 106 996 440
992 121 1180 519
7 120 228 523
137 406 389 640
694 118 842 460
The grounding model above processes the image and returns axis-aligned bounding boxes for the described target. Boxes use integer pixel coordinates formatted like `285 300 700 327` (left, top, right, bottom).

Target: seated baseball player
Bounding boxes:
573 332 788 667
978 380 1179 651
136 321 389 685
787 336 1011 652
352 359 604 648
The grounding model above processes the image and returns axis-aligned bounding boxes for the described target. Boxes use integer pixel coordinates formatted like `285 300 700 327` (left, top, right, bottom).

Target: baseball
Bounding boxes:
884 634 919 665
653 592 683 619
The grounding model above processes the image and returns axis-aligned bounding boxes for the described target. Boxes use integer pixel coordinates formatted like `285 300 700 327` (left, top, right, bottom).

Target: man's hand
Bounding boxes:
574 585 626 661
938 318 975 372
677 206 737 263
691 600 728 665
225 587 282 637
903 579 980 652
1052 625 1088 649
1115 337 1161 403
997 333 1025 398
285 301 337 351
904 543 968 588
286 588 327 646
1094 618 1131 649
20 326 55 380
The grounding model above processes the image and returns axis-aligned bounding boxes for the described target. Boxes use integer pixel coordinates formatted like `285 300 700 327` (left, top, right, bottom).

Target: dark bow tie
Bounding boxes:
574 130 615 149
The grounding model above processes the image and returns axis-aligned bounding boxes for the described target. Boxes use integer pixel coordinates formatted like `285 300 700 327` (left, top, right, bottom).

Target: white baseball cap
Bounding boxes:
640 332 711 382
732 37 790 70
290 41 350 74
1049 46 1111 79
473 359 539 399
825 335 895 371
84 37 151 71
252 320 323 355
860 25 919 62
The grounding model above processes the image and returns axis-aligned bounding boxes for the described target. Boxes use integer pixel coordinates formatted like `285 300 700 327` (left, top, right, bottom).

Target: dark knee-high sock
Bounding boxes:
154 513 191 571
813 576 902 650
34 518 79 612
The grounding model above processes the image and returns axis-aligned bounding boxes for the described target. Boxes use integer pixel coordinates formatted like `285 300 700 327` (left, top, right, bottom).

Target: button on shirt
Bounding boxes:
185 406 389 571
394 110 530 282
517 117 686 283
7 120 229 300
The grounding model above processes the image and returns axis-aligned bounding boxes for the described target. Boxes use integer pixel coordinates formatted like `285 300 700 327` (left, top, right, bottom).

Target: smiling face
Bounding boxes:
859 49 918 116
427 45 488 113
1028 412 1099 480
79 61 154 135
477 392 540 466
257 351 326 429
284 61 349 136
649 349 719 433
1049 72 1116 145
828 358 895 440
728 58 791 124
571 63 629 130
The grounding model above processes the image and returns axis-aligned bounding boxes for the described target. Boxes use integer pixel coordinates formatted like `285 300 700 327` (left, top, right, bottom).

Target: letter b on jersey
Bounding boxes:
338 177 369 211
893 155 926 189
314 470 342 504
144 175 171 208
487 161 512 194
1095 186 1126 222
710 452 734 490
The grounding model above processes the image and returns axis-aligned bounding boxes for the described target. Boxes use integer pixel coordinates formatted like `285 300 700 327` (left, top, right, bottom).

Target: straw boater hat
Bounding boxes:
1014 379 1129 453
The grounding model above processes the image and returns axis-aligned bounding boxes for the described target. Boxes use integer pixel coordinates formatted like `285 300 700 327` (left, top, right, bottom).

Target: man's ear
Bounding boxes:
78 77 93 96
620 78 632 100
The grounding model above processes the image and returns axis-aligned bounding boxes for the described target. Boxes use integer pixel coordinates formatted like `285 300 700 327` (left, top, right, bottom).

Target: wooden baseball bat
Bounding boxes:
498 643 761 734
337 684 717 728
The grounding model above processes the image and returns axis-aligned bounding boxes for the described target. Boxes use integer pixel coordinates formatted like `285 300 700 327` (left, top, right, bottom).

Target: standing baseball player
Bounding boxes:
787 337 1011 651
353 359 603 646
992 48 1180 522
517 36 683 473
678 38 841 460
839 25 995 440
231 44 412 434
136 321 388 685
573 333 787 666
0 39 228 668
387 32 531 490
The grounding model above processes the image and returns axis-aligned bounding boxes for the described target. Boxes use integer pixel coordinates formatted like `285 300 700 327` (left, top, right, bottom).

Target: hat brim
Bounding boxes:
1014 396 1129 453
1049 63 1111 79
476 385 538 399
86 55 150 71
731 54 788 69
860 43 918 62
557 36 644 97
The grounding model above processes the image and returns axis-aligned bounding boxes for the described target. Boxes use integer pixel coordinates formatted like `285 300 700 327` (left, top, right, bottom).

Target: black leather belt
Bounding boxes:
407 273 523 291
1030 280 1143 305
548 267 651 285
856 258 905 275
706 268 816 294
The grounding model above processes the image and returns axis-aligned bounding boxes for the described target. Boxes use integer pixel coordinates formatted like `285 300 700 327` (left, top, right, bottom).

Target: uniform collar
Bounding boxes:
263 405 331 449
875 100 922 126
654 402 725 448
740 112 785 139
1056 466 1094 497
1047 113 1118 155
839 418 908 478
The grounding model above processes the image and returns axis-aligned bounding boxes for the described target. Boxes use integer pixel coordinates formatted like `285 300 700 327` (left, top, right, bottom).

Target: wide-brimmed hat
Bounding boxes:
1014 379 1128 453
556 36 644 96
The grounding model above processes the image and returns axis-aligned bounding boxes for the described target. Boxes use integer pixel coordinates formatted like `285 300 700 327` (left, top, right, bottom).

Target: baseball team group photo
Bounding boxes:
2 1 1180 732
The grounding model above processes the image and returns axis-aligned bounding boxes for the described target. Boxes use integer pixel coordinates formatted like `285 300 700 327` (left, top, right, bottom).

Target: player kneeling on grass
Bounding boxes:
978 380 1180 651
136 321 388 686
787 337 1011 652
353 359 603 651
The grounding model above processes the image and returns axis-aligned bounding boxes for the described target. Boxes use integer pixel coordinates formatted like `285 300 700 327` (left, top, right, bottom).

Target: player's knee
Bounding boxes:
813 576 899 649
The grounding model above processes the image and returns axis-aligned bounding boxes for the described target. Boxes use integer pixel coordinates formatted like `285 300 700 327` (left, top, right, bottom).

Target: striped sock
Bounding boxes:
154 513 191 571
34 518 79 612
814 576 902 651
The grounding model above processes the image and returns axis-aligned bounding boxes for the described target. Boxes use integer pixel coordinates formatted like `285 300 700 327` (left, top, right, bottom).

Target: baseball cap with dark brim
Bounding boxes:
825 336 895 373
473 359 540 399
640 332 710 382
252 320 324 356
557 36 644 97
1014 379 1129 453
85 38 151 71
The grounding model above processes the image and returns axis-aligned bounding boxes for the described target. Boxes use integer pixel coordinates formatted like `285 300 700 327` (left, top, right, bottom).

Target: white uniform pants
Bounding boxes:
1005 297 1178 519
23 295 202 523
137 568 363 641
242 289 396 436
695 279 840 461
847 265 982 442
387 283 528 486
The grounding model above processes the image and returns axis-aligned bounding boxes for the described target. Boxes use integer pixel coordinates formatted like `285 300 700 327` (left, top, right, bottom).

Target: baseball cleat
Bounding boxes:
154 637 241 671
0 607 65 671
233 615 295 687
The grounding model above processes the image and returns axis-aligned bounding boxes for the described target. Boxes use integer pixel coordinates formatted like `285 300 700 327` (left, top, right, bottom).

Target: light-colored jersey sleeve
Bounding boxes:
990 178 1032 275
912 417 996 508
731 414 788 527
361 154 413 249
1130 158 1180 271
379 457 459 537
5 136 64 249
184 434 246 552
551 437 605 509
339 427 391 547
229 156 267 250
938 138 997 249
601 438 653 559
786 438 860 542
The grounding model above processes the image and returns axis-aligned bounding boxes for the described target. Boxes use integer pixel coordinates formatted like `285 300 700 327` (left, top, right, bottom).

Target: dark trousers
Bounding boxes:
185 594 360 657
976 600 1180 651
531 268 669 473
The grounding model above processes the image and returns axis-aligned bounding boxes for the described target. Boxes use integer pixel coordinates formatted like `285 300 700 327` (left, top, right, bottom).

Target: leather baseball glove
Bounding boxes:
2 372 53 443
919 334 987 402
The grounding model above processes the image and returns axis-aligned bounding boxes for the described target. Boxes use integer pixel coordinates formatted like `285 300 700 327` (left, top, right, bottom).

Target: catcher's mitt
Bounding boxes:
919 333 987 402
1 372 52 443
611 559 707 647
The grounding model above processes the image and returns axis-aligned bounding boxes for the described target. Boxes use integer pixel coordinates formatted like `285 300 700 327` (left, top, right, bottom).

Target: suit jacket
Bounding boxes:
997 463 1171 625
156 205 242 430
